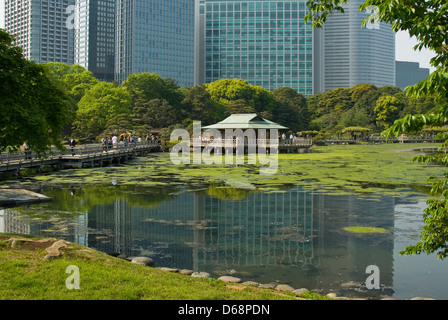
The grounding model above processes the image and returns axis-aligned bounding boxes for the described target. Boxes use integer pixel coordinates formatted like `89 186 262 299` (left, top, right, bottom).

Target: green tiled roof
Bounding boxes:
203 113 288 130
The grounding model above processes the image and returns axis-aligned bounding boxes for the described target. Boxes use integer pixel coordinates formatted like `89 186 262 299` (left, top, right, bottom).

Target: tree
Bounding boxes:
374 95 403 129
205 79 277 117
41 63 99 104
122 73 183 110
350 83 382 122
338 107 371 128
341 126 371 140
272 87 309 131
180 85 226 125
0 29 72 156
73 82 132 141
41 63 99 137
100 114 134 139
144 99 178 129
306 0 448 259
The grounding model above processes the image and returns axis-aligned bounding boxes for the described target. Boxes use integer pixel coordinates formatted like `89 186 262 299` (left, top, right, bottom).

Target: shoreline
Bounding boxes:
0 188 52 208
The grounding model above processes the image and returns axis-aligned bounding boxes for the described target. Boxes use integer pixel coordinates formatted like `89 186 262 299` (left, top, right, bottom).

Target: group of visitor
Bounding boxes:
99 133 160 151
280 132 298 144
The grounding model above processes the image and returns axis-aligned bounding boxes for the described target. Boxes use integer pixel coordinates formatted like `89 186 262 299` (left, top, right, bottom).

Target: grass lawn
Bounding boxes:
0 233 326 300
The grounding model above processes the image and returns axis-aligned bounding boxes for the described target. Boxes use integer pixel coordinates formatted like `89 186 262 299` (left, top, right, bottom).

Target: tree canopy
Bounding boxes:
0 29 72 155
73 82 132 141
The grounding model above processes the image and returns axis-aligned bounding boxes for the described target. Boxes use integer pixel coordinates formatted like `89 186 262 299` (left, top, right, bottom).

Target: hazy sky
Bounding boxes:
396 30 436 72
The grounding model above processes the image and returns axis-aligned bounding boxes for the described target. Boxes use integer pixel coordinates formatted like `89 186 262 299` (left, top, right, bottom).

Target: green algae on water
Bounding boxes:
4 143 444 198
343 226 388 234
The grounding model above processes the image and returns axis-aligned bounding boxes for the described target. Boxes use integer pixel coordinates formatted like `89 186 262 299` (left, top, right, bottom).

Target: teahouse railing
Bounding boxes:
189 138 313 148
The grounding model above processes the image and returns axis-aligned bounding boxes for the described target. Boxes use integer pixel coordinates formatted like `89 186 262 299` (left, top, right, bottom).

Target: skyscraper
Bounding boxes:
74 0 115 82
115 0 195 86
395 61 430 91
195 0 322 95
322 0 396 91
3 0 75 65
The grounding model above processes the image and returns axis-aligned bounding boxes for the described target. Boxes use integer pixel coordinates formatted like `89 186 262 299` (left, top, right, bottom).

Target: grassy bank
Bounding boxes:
0 233 324 300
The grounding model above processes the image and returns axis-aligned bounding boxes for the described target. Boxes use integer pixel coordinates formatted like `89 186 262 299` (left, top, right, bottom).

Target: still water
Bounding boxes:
1 181 447 300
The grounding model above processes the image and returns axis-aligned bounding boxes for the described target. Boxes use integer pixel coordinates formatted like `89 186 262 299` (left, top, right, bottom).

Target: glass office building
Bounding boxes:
115 0 195 86
194 0 321 95
3 0 75 65
323 0 396 91
75 0 115 82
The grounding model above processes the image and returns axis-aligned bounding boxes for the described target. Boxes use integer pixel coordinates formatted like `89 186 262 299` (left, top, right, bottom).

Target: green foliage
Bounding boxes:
22 55 426 144
42 63 99 104
123 72 183 109
305 83 431 134
73 82 132 141
374 95 403 129
339 108 371 128
0 29 73 156
205 79 277 118
272 87 309 132
144 98 177 128
180 85 226 125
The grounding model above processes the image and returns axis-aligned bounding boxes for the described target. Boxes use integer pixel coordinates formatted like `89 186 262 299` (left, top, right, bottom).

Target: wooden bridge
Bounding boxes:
0 141 160 175
320 136 446 145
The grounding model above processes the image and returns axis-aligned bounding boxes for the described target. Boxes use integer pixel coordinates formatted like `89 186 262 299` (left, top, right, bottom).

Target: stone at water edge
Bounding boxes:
191 272 212 278
158 267 179 273
242 281 259 287
131 257 156 267
258 283 277 289
218 276 242 283
179 269 194 275
276 284 295 292
292 288 309 295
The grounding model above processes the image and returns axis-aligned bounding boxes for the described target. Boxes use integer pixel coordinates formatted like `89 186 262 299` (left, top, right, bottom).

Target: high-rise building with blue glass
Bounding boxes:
115 0 195 86
194 0 322 95
322 0 396 91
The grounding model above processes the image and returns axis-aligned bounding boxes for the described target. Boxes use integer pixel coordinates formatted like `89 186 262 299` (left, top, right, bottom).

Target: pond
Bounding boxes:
1 144 447 300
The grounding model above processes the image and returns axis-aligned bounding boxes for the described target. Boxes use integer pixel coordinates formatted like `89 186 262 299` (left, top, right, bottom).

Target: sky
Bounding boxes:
395 30 436 73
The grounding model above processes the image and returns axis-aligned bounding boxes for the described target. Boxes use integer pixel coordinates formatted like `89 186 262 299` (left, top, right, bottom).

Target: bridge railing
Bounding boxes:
0 141 160 165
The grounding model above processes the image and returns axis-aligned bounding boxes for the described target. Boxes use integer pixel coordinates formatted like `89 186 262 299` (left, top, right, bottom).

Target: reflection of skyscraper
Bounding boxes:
115 0 195 86
75 0 116 82
88 199 133 255
322 0 396 91
313 192 395 298
3 0 75 65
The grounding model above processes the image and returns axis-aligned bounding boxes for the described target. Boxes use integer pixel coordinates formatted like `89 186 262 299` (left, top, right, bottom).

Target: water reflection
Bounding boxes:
0 184 427 298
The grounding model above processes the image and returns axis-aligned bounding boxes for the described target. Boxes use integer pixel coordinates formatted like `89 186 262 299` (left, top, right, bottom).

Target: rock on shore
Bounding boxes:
0 189 51 208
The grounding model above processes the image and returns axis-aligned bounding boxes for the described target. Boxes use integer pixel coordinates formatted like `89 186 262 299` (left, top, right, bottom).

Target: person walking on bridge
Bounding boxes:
69 137 76 156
